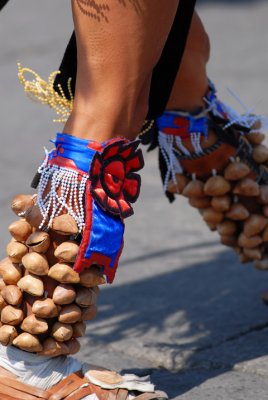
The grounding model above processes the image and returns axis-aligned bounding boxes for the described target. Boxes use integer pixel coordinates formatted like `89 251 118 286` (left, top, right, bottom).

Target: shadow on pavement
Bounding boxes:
85 246 268 398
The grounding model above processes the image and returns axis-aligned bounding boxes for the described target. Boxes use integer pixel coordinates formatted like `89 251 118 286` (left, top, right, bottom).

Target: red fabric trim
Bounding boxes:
48 156 86 176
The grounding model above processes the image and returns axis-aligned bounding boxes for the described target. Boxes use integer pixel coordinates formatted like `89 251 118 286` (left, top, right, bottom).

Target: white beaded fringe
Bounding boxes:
37 150 88 232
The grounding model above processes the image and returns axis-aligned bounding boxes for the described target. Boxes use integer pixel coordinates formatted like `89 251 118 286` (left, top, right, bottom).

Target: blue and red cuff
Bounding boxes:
35 133 144 283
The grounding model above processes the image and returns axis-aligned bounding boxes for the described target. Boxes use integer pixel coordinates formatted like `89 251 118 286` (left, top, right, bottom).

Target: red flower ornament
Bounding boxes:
89 139 144 219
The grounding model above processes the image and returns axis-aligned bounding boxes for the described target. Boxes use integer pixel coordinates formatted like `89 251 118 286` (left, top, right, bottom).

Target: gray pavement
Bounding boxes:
1 1 268 399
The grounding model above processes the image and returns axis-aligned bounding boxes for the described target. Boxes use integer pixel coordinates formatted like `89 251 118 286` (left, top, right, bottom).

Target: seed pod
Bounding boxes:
262 225 268 242
243 247 262 261
182 180 204 198
255 259 268 270
37 338 69 357
0 258 22 285
204 176 231 196
48 263 80 284
51 215 78 236
17 275 44 297
11 194 36 216
13 332 43 353
238 233 262 249
64 338 80 355
22 252 49 276
51 322 73 342
26 231 50 253
6 241 28 263
243 215 268 237
167 174 189 194
188 197 211 209
246 132 265 145
72 321 86 338
263 206 268 218
217 220 237 236
225 203 249 220
1 305 23 325
1 285 22 306
220 235 237 247
206 223 217 232
8 220 32 242
52 284 76 305
32 298 59 318
211 195 231 212
0 295 7 312
239 253 252 264
20 314 48 335
24 205 43 228
252 144 268 163
0 278 6 291
75 287 97 308
80 305 97 321
54 241 79 263
203 208 224 224
233 178 260 197
79 267 106 288
224 162 250 181
0 325 18 346
258 185 268 205
58 304 82 324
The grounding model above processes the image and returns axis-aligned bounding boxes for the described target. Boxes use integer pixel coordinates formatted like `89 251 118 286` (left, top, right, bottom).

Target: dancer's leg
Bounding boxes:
64 0 180 142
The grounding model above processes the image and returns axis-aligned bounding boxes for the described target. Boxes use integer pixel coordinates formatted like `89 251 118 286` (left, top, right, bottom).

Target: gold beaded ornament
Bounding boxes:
17 63 154 135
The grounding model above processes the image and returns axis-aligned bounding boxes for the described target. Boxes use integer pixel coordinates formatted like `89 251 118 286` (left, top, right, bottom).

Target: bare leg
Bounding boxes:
64 0 179 142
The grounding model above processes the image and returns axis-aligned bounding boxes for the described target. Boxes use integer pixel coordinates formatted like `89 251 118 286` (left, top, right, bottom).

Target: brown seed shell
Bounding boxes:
252 144 268 163
26 231 50 253
8 220 32 242
6 241 28 263
243 214 268 237
51 322 73 342
37 338 68 357
80 305 97 321
24 205 43 228
22 252 49 276
52 284 76 305
72 321 86 338
167 174 189 194
48 263 80 284
224 162 250 181
1 285 22 306
17 275 44 297
58 304 82 324
64 338 80 355
204 176 231 196
0 278 6 291
13 332 43 352
233 178 260 197
203 208 224 224
243 247 262 261
238 233 262 249
32 298 59 318
0 295 7 312
11 194 36 216
1 305 23 325
220 235 237 247
54 241 79 263
51 215 78 236
245 131 265 145
258 185 268 205
239 253 252 264
211 195 231 212
0 325 18 346
182 180 204 198
217 220 237 236
188 197 211 209
79 266 106 288
262 225 268 242
0 258 22 285
20 314 48 335
225 203 250 220
75 287 97 308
